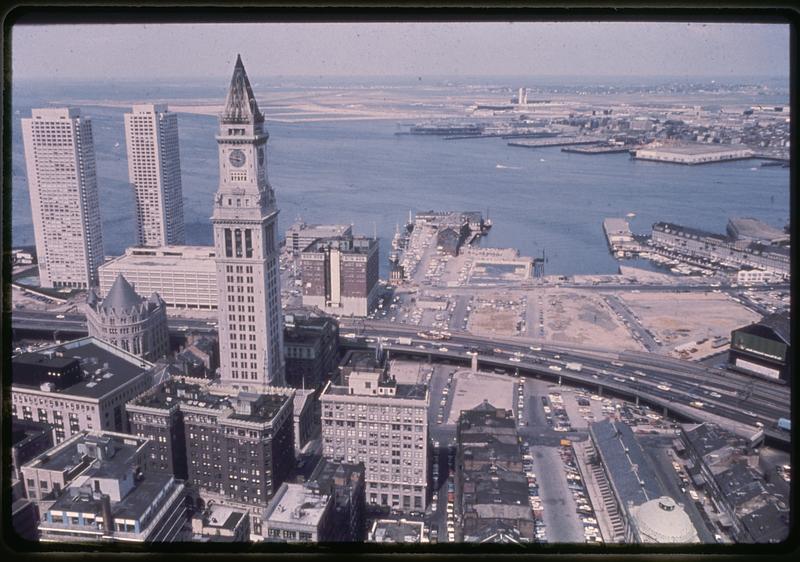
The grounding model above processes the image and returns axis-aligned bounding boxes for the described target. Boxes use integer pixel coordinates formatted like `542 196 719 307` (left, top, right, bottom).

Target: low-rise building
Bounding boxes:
263 482 334 542
456 401 534 543
85 273 170 362
634 142 753 164
728 311 791 383
176 332 219 379
190 503 250 542
98 245 217 310
11 337 160 444
368 518 427 544
22 431 188 543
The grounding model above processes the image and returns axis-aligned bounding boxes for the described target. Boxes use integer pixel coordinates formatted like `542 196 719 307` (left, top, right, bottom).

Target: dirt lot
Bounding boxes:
467 293 525 337
542 289 643 351
619 291 760 350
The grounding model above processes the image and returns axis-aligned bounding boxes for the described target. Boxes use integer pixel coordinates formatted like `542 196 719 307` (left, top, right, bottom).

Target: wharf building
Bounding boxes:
651 222 790 279
11 337 160 444
455 401 535 543
633 142 754 165
85 273 170 362
124 104 185 247
285 220 353 255
284 310 340 390
22 107 104 289
98 245 217 310
301 235 380 317
728 311 791 383
320 354 429 512
126 377 295 540
212 54 285 390
677 423 788 543
21 431 188 543
587 420 699 544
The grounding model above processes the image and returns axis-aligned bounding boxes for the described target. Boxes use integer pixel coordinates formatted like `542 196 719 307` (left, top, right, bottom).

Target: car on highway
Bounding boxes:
657 384 671 392
509 356 521 362
709 391 722 398
55 314 65 319
548 365 562 372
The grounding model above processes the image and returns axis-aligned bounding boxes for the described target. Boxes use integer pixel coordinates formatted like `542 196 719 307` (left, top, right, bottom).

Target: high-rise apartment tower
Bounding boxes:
124 104 185 246
212 55 285 390
22 107 104 288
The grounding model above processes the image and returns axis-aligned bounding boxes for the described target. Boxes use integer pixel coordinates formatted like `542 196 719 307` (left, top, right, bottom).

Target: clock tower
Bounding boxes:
212 54 285 390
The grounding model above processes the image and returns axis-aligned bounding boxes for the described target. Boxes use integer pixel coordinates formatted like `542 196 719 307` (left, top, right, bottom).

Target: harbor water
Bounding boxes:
10 81 790 278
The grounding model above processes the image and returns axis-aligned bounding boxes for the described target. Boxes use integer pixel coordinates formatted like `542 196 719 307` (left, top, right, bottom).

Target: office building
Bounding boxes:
126 377 295 540
124 104 185 247
11 419 55 482
284 310 340 389
11 337 159 444
23 431 188 543
22 107 104 289
306 459 366 542
320 353 429 511
456 401 534 543
212 54 285 389
729 311 791 383
98 245 217 310
263 482 335 542
285 220 353 255
301 236 380 317
85 273 170 362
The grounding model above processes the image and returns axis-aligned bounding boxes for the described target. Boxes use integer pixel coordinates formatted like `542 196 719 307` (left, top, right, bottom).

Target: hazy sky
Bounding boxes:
11 21 790 81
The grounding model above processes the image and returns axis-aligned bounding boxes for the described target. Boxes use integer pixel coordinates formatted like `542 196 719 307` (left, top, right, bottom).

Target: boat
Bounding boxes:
114 142 120 148
626 212 636 218
496 164 522 170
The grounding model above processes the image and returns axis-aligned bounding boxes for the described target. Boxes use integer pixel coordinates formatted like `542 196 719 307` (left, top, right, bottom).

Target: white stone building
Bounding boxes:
212 54 285 390
22 107 104 289
124 104 186 247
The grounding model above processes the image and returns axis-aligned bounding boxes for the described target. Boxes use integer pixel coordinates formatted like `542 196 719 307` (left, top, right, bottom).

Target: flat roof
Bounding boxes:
12 338 151 399
29 431 146 475
640 143 751 155
203 504 245 531
266 483 330 527
370 519 424 543
728 217 788 242
102 245 216 272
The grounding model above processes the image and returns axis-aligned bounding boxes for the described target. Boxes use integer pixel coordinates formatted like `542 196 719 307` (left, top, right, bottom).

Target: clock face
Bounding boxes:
229 149 246 168
258 148 264 165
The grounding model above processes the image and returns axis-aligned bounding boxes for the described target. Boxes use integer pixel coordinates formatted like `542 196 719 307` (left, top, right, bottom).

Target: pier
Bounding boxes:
508 138 603 149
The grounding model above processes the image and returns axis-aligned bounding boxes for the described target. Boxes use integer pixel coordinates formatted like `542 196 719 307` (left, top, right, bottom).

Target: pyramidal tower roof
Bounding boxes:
221 54 264 124
101 273 143 312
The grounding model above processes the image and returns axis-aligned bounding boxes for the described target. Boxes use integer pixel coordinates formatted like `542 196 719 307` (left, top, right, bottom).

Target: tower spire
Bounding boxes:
221 54 263 124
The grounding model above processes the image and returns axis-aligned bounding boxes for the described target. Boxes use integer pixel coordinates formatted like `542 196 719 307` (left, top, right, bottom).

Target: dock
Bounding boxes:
603 218 640 257
508 138 603 149
562 145 633 155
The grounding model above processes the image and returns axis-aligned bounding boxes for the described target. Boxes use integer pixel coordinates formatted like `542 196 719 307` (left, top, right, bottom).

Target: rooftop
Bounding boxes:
631 496 700 543
12 338 152 399
639 143 752 155
103 245 216 271
201 504 245 531
26 431 147 477
728 217 789 243
683 423 746 459
369 518 425 543
590 420 664 508
264 483 330 527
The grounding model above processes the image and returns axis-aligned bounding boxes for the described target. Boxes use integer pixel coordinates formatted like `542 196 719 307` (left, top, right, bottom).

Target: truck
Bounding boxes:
565 362 583 372
397 337 412 345
777 418 791 432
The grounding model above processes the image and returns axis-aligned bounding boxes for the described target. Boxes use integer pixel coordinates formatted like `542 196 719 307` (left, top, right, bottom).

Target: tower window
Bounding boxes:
245 229 253 258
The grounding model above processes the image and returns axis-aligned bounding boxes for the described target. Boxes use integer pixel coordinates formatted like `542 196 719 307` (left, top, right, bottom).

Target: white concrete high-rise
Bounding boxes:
124 104 185 246
213 55 285 390
22 107 104 289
